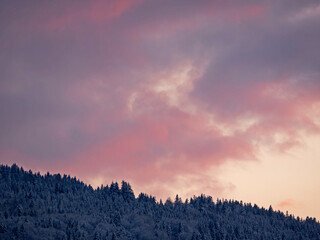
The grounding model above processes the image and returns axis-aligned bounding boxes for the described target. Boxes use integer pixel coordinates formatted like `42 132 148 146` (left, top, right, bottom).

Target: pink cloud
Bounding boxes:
1 0 320 204
56 88 257 198
197 76 320 154
277 199 295 209
18 0 145 33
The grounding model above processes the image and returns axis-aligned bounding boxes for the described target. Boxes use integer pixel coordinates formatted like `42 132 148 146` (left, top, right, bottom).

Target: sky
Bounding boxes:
1 0 320 220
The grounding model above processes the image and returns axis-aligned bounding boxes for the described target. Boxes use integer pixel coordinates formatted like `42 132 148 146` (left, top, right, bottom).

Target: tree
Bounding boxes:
121 181 135 201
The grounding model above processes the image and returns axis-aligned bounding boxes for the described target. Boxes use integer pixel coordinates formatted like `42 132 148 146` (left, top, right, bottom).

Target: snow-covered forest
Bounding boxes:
0 164 319 240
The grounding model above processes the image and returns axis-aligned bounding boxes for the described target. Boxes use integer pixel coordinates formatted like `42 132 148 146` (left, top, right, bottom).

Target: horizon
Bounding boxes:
2 162 319 223
1 0 320 221
2 162 318 222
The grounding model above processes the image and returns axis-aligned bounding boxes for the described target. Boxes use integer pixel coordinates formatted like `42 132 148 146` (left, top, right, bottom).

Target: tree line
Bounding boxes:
0 164 319 240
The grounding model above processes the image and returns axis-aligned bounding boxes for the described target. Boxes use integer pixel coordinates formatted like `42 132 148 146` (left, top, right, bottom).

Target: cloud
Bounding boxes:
277 199 295 209
67 91 255 188
0 0 320 200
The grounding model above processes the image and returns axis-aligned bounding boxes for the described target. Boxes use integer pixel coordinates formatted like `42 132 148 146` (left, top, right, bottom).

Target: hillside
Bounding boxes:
0 164 319 240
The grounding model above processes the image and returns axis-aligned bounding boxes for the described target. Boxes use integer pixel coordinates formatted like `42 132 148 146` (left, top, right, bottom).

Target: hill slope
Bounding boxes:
0 164 319 240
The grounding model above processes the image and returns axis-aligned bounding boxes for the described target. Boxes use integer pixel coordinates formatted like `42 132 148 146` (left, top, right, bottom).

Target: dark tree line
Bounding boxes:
0 164 319 240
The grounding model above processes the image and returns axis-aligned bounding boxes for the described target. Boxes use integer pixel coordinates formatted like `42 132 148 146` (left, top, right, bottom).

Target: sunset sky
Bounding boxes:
1 0 320 220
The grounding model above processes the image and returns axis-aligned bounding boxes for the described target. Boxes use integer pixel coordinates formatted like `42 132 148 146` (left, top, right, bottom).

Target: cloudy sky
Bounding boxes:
1 0 320 219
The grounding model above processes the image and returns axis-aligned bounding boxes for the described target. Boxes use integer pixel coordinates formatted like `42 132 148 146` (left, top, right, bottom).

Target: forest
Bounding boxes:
0 164 319 240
